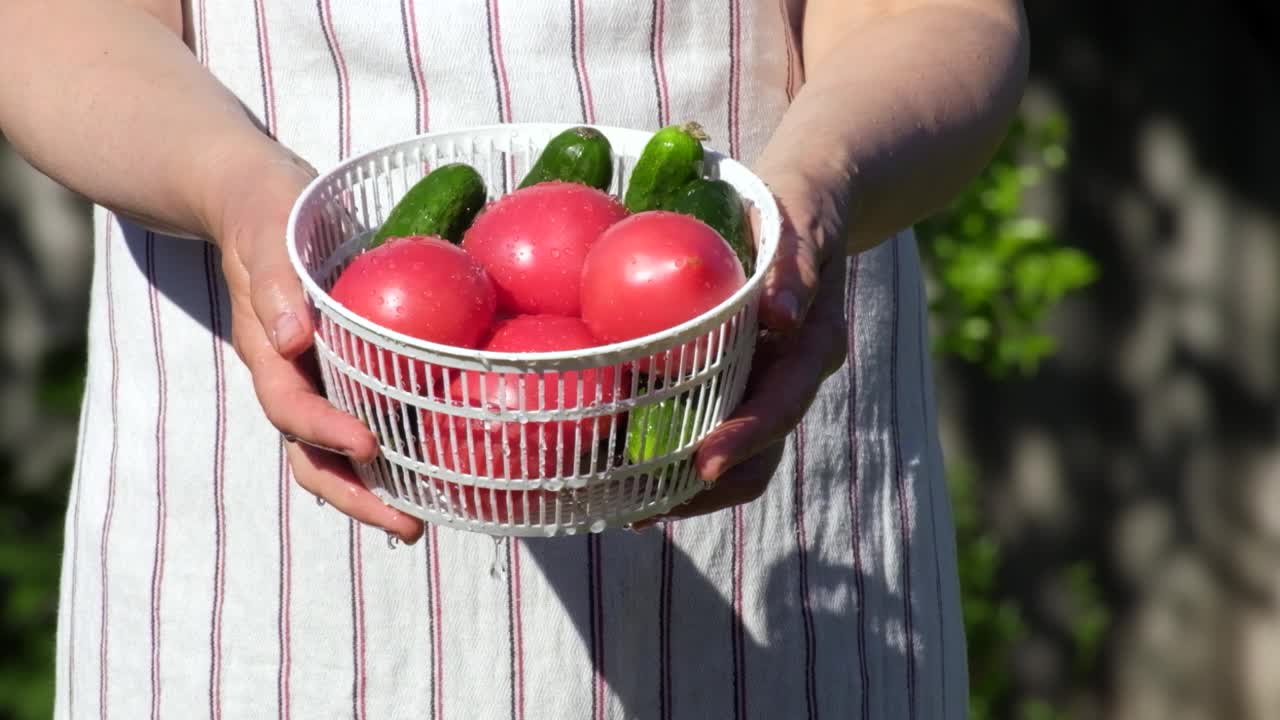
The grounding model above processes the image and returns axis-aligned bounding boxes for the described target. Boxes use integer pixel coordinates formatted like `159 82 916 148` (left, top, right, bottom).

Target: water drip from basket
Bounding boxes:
489 536 509 579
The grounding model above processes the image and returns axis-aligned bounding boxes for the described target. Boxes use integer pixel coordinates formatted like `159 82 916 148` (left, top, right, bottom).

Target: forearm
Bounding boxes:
0 1 292 240
757 1 1030 253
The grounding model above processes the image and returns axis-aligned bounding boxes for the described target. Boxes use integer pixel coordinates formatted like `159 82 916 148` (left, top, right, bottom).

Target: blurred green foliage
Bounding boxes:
1 348 85 720
949 463 1108 720
921 110 1104 719
918 112 1098 377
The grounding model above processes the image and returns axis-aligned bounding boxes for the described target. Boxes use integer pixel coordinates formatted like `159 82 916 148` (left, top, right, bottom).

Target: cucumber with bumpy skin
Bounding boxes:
518 126 615 191
623 122 708 213
371 163 487 246
661 178 754 276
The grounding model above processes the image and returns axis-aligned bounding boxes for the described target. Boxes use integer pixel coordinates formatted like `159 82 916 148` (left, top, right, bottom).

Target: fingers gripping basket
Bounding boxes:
286 123 781 537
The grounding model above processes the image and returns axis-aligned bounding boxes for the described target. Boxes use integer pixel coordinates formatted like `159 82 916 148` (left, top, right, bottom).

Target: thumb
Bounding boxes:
758 201 824 333
228 161 316 359
247 237 313 359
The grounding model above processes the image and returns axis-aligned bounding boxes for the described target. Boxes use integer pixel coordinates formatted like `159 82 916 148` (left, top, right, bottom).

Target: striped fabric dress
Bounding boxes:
53 1 968 718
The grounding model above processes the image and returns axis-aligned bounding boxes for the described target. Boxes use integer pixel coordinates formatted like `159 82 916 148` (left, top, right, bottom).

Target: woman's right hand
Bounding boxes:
207 148 426 544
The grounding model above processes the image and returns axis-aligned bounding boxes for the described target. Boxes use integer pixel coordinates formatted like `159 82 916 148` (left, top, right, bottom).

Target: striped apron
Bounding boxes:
54 1 969 718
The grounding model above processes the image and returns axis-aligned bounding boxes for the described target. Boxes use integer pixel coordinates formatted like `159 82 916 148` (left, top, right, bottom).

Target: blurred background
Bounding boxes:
2 3 1278 718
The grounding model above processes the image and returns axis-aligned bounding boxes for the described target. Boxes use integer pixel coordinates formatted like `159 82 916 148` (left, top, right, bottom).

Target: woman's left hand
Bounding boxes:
632 169 853 529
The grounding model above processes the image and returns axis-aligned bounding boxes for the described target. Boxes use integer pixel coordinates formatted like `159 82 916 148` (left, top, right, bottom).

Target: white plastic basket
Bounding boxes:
285 123 781 537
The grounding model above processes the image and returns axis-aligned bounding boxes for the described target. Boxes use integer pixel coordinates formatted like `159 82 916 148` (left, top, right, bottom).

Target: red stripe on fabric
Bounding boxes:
196 0 208 65
794 423 818 719
421 531 435 720
400 0 430 133
252 0 277 134
653 0 670 126
590 535 606 720
317 0 352 158
190 54 217 720
98 217 121 720
430 526 444 719
727 0 742 158
278 452 292 720
146 232 169 720
571 0 596 124
844 257 871 720
569 17 605 711
890 241 917 718
316 10 366 714
66 358 94 720
204 242 228 720
401 6 437 711
349 524 367 720
487 0 513 123
247 11 292 716
650 8 673 711
731 506 747 720
916 265 949 719
778 0 796 102
484 0 515 190
658 525 673 720
510 540 525 720
483 8 522 717
588 537 599 719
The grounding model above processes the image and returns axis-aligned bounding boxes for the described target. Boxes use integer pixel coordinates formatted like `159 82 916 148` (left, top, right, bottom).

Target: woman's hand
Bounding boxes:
625 0 1030 530
210 151 425 544
633 168 854 528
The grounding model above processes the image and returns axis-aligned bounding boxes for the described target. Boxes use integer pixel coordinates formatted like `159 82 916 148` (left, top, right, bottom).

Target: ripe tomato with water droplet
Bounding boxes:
422 314 629 524
462 181 628 316
580 211 745 375
329 235 497 399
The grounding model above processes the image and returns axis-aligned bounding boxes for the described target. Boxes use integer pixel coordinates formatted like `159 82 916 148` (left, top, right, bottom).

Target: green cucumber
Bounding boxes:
371 162 487 246
623 122 708 213
626 396 696 464
518 126 615 191
661 178 754 275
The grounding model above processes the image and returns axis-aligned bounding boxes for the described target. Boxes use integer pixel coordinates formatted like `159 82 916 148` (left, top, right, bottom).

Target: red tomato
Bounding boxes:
461 181 629 317
421 314 629 523
329 235 497 397
461 314 628 441
482 313 608 355
579 211 746 374
421 434 561 525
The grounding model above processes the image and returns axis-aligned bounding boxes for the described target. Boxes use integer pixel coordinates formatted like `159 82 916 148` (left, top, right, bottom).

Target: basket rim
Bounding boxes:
285 121 782 366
